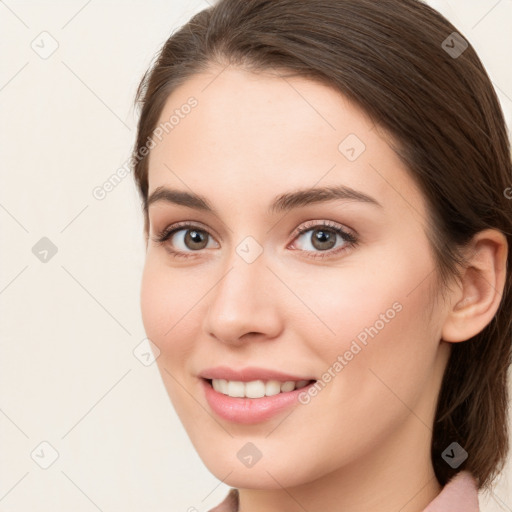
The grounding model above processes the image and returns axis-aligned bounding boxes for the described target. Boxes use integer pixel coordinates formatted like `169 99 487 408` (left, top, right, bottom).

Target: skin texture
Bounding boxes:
140 65 508 512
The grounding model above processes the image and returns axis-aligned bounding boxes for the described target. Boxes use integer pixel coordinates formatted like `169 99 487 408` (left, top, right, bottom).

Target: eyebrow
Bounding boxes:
146 184 382 214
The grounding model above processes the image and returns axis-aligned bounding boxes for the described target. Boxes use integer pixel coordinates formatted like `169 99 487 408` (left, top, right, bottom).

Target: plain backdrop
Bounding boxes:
1 1 511 510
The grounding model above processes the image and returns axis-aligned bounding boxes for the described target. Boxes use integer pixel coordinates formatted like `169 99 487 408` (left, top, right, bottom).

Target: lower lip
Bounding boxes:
201 378 316 424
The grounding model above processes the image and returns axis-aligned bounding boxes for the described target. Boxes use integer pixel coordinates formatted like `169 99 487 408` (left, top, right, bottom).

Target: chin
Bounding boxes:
187 431 324 490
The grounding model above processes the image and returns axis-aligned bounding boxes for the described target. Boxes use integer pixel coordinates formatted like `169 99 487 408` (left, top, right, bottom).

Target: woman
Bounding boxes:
130 0 511 510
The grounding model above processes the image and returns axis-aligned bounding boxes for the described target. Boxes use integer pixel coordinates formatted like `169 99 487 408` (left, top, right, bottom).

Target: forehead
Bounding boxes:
146 65 427 222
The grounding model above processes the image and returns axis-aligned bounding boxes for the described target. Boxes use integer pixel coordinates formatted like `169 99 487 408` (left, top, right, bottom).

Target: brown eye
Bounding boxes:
309 228 337 251
291 221 358 259
152 223 219 256
183 229 209 250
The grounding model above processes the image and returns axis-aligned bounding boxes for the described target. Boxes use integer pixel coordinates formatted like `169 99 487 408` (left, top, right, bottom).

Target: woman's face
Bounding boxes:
140 65 453 490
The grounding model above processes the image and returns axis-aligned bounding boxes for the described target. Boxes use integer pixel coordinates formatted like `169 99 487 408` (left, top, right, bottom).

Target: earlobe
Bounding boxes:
441 229 508 343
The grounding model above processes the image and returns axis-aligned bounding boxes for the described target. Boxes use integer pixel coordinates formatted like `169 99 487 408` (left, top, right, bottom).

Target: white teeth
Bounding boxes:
210 378 312 398
265 380 281 396
227 380 245 397
245 380 265 398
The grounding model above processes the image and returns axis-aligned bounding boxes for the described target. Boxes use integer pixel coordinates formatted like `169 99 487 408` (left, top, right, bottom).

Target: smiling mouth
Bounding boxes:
203 378 316 399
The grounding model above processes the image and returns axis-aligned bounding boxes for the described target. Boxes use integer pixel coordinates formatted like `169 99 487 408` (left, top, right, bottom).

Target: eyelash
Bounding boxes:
151 220 358 260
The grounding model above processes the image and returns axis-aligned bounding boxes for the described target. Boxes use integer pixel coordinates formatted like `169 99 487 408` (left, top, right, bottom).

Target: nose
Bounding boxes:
203 248 283 345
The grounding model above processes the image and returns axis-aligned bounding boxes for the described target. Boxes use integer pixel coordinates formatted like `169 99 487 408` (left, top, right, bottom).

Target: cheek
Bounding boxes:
140 255 214 384
271 254 440 479
288 261 402 352
295 244 439 409
140 259 198 411
140 257 194 353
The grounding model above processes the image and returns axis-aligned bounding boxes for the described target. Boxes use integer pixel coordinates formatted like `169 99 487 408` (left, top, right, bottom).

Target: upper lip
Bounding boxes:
199 366 316 382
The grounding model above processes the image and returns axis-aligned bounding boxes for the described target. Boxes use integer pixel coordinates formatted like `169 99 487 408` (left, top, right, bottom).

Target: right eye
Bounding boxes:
152 222 220 258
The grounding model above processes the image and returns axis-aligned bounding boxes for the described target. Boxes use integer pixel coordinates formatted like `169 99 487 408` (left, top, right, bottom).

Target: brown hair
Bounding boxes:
131 0 512 491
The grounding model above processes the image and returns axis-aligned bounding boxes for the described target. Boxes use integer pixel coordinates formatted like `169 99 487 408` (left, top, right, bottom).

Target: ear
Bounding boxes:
441 228 508 343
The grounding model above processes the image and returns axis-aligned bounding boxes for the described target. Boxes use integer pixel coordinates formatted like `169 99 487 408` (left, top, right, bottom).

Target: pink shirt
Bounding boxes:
208 470 480 511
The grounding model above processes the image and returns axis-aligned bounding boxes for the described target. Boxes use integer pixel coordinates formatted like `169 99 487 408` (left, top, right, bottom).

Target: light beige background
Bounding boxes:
1 1 511 510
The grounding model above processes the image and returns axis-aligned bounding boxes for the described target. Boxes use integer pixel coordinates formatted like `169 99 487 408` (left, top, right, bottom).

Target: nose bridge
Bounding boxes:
204 238 281 343
217 231 270 302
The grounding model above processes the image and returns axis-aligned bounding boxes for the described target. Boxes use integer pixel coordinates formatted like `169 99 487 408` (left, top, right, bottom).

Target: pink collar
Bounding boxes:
209 470 480 512
423 471 480 512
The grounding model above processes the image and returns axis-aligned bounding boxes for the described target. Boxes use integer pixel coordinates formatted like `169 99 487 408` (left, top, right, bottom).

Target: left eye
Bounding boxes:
291 225 355 253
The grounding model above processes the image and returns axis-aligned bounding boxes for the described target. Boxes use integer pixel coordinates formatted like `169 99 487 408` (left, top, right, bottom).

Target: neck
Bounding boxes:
238 413 442 512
